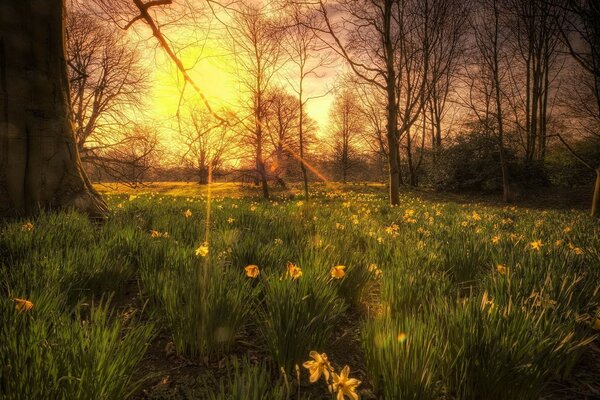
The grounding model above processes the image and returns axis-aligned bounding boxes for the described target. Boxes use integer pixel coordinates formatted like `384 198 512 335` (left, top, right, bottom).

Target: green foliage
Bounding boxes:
2 187 599 399
258 268 347 374
442 294 594 400
0 296 153 400
362 314 443 400
205 357 293 400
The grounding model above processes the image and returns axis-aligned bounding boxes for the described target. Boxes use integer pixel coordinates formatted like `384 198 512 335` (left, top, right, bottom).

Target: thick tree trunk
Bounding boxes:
0 0 107 219
592 167 600 218
198 166 209 185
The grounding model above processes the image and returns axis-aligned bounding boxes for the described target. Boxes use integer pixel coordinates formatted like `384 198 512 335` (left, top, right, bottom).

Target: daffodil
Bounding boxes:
183 209 192 218
491 235 500 244
245 265 260 278
530 240 543 251
331 265 346 279
302 351 332 383
287 262 302 280
496 264 507 275
195 243 209 257
14 298 33 312
331 365 361 400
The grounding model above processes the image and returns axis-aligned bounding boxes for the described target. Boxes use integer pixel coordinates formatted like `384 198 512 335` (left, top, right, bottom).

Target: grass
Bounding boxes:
1 182 599 399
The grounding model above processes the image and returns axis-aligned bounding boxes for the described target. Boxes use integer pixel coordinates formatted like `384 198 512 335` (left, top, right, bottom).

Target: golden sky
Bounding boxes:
131 9 338 148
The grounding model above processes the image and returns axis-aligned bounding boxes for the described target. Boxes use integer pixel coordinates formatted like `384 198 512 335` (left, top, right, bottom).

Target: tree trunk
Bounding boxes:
0 0 107 219
298 97 309 200
592 167 600 218
198 166 209 185
384 0 400 206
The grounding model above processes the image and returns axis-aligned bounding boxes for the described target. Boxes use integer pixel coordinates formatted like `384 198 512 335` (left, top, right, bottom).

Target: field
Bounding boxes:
2 183 600 400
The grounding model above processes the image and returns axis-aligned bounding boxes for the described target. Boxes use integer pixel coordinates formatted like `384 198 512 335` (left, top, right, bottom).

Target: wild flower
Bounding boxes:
287 262 302 280
331 365 361 400
183 209 192 218
150 230 169 238
491 235 501 244
14 298 33 312
245 265 260 278
331 265 346 279
397 332 407 343
496 264 508 275
195 243 209 257
302 351 332 383
530 240 543 251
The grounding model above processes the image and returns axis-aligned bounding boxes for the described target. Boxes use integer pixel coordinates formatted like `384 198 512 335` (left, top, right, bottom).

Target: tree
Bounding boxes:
66 6 154 184
264 88 300 188
282 4 333 199
553 0 600 216
227 2 283 199
468 0 512 202
316 0 402 204
328 90 364 183
506 0 562 164
179 106 238 184
0 0 107 218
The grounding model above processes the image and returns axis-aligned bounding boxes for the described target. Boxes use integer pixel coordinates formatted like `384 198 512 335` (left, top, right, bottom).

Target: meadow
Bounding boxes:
1 183 599 400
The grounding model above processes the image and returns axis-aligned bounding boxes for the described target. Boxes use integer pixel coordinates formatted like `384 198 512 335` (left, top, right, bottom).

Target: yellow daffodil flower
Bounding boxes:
331 365 361 400
245 265 260 278
302 351 332 383
530 240 543 251
14 298 33 312
331 265 346 279
195 243 209 257
287 262 302 280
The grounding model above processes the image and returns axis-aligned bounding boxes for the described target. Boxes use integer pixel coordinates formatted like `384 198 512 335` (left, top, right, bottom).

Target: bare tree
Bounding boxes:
505 0 562 164
264 88 300 189
315 0 402 204
1 0 107 218
328 89 364 183
177 106 237 184
227 2 283 199
469 0 512 202
424 0 470 158
89 124 160 185
67 7 156 185
553 0 600 216
281 4 333 199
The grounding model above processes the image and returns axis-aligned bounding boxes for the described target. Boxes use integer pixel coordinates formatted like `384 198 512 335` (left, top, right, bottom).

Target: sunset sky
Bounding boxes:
127 6 340 147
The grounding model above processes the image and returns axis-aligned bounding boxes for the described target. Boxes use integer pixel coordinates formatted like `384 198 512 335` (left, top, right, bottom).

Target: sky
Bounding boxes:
128 3 339 150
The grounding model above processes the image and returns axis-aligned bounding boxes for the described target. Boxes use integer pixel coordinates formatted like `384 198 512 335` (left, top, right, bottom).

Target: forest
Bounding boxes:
1 1 599 399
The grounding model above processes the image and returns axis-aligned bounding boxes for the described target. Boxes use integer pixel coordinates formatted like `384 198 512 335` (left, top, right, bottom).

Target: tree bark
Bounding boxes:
0 0 107 219
384 0 400 205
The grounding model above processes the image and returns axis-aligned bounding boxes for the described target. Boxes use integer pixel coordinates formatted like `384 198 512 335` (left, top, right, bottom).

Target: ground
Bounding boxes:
1 182 599 400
